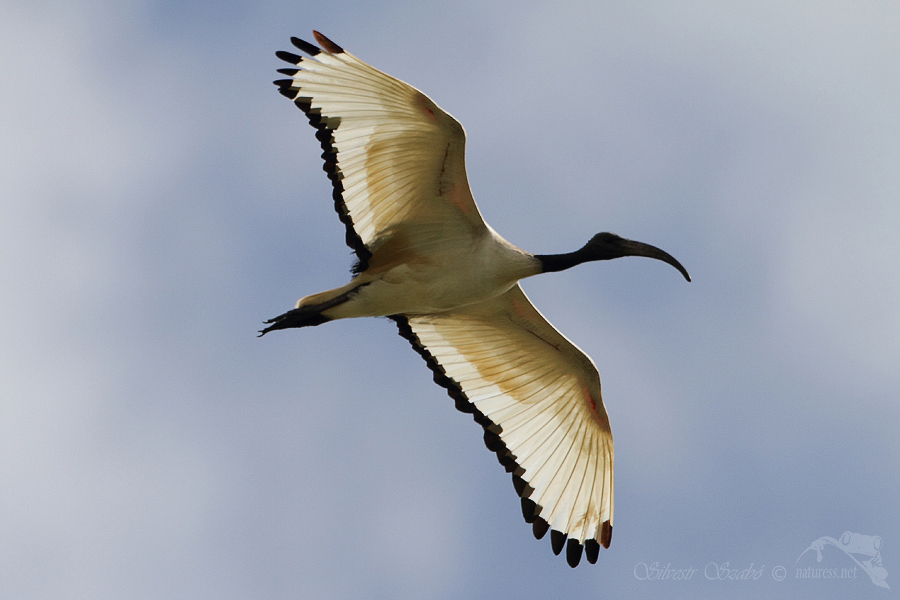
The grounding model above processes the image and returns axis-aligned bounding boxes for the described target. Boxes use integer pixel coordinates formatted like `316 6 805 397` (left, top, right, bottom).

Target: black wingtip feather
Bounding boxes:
551 530 567 556
520 497 537 524
600 521 613 548
483 429 504 453
275 50 302 65
512 474 527 496
498 451 517 472
291 36 321 56
453 395 475 413
313 30 344 53
585 539 601 564
276 68 299 76
532 518 550 540
566 539 583 568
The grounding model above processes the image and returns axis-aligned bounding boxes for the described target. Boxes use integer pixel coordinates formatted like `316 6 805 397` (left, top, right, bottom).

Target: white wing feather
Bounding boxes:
396 284 613 556
275 35 486 270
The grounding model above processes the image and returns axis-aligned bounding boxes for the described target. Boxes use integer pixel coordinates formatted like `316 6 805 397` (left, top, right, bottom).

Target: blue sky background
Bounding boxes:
2 1 899 598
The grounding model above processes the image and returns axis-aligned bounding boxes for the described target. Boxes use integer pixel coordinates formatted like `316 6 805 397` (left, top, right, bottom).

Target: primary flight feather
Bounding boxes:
261 31 690 568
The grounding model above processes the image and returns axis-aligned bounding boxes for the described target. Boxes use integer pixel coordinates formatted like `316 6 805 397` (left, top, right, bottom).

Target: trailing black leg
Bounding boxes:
259 306 332 335
258 282 369 336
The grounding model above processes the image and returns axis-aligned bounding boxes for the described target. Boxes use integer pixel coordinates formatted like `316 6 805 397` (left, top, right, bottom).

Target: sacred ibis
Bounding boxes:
261 31 691 568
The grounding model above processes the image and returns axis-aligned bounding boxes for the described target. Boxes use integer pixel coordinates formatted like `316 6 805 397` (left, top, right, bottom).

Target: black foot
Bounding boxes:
259 282 369 337
258 307 331 336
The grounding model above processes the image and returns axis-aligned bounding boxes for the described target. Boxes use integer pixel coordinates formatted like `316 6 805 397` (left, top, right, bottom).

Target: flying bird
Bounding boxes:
262 31 690 568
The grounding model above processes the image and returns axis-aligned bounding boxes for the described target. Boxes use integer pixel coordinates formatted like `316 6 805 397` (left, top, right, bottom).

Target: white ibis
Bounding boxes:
262 31 690 568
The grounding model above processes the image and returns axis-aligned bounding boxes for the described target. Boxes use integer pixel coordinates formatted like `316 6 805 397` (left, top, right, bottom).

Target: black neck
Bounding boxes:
534 249 589 273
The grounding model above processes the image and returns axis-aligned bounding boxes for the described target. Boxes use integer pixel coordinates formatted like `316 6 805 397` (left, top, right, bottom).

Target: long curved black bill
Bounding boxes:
620 239 691 282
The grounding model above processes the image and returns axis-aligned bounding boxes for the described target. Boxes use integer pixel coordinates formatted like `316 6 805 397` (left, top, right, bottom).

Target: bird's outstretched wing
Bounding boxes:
393 284 614 567
275 32 487 273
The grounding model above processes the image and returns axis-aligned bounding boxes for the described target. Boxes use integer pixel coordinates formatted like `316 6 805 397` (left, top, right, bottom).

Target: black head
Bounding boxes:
582 232 691 281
